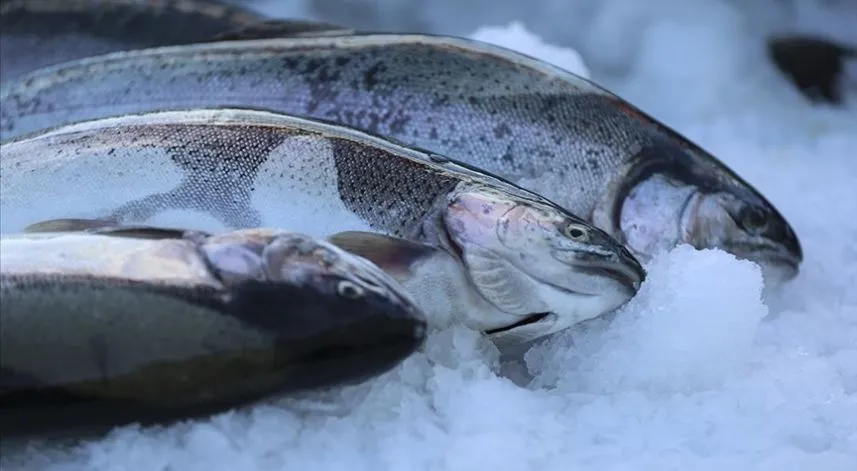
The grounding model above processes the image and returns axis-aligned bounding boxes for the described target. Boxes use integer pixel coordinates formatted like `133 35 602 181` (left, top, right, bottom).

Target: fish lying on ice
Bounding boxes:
0 108 645 344
0 0 273 84
0 33 802 284
0 225 427 435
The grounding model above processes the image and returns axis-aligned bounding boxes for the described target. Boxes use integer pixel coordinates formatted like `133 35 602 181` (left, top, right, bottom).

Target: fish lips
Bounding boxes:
732 244 802 284
551 245 647 296
485 312 554 336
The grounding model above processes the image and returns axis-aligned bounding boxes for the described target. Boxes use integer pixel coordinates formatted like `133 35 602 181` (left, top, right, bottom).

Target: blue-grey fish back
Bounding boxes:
0 0 267 83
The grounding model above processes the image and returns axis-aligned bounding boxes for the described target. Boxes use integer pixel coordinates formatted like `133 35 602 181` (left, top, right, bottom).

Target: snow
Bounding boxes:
469 22 592 79
3 0 857 470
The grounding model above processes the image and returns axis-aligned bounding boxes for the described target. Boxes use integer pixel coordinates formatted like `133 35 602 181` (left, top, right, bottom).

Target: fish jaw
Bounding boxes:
426 183 645 341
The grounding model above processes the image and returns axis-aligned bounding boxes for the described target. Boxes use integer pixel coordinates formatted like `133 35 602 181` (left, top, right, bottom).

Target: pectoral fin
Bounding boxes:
326 231 438 277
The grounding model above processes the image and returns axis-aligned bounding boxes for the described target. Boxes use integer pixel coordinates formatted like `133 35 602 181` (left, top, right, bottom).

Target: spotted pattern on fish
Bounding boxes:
329 138 459 238
0 111 473 242
102 124 288 228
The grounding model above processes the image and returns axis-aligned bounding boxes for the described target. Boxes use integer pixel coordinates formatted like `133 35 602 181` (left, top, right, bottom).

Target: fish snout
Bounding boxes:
305 271 429 386
780 221 804 268
576 233 647 294
225 268 428 391
616 242 647 290
574 257 643 297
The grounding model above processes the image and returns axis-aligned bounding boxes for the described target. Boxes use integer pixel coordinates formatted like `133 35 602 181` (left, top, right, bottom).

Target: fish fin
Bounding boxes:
326 231 437 276
24 218 119 233
24 218 209 241
207 18 355 41
87 226 207 241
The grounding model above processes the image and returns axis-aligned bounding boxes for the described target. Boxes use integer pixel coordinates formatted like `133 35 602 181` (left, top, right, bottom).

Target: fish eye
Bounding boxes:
336 280 365 299
563 224 589 240
739 206 769 233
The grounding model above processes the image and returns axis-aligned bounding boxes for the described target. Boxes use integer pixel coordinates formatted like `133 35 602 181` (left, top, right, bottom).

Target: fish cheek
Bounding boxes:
459 244 545 315
617 175 697 258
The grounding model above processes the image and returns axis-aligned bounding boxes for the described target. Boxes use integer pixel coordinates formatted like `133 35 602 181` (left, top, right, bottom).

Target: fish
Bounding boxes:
0 33 802 284
26 218 543 341
0 0 269 83
0 107 645 345
0 225 427 435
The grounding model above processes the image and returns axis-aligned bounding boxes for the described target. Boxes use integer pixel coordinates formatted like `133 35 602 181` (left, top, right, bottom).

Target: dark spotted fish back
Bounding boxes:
0 0 267 82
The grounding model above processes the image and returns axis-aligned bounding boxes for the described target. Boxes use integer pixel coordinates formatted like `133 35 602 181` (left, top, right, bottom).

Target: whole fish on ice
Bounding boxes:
0 33 802 283
0 108 645 344
0 225 426 435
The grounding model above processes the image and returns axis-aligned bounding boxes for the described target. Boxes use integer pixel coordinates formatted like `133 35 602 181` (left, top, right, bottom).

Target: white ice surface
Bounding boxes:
3 0 857 470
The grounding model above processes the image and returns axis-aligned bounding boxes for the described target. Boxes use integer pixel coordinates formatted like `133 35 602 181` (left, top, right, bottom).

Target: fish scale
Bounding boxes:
330 140 459 237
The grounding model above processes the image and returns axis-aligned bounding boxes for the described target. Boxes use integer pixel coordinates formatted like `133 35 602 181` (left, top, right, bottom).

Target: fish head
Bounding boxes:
198 229 427 383
428 183 646 343
611 118 804 286
680 188 803 284
202 228 426 324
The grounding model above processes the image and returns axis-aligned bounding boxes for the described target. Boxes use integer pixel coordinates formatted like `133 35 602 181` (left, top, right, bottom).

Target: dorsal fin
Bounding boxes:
326 231 438 276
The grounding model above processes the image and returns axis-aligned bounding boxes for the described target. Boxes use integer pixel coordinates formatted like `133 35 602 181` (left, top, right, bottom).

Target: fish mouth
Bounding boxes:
577 263 644 294
731 245 801 282
485 312 552 335
555 246 647 295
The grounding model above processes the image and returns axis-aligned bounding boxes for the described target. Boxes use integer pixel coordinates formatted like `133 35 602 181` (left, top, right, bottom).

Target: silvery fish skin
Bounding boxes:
0 0 268 83
0 108 645 345
0 34 802 284
0 226 426 435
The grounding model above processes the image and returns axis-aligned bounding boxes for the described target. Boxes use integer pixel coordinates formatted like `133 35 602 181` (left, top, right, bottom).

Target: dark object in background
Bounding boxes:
767 34 856 105
0 0 268 83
